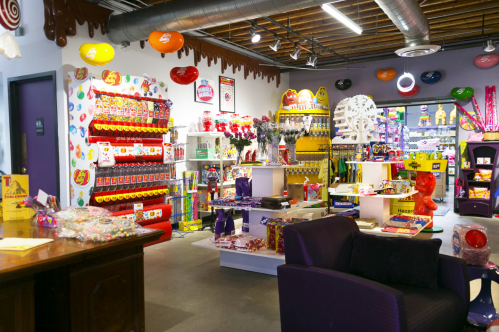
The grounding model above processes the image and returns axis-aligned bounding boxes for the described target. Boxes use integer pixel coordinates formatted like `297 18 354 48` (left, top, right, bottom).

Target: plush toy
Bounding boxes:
418 105 431 127
435 104 447 125
414 172 438 228
449 105 457 124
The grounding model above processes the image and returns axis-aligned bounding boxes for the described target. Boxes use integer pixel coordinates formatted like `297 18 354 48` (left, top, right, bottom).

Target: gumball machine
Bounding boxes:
230 114 241 133
202 110 213 132
215 113 222 132
207 168 219 232
242 115 252 133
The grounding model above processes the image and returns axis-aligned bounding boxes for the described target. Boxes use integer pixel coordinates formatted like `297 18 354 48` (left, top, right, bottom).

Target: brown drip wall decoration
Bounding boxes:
42 1 279 87
43 0 112 47
177 36 281 88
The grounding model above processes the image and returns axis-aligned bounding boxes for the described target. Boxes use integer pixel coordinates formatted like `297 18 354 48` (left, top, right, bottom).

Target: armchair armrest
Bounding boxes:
438 254 470 314
277 265 408 332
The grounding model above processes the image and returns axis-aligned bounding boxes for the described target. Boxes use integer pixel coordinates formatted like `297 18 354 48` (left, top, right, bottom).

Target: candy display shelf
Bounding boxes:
188 158 237 162
328 161 416 224
192 167 319 276
407 125 456 130
186 132 225 137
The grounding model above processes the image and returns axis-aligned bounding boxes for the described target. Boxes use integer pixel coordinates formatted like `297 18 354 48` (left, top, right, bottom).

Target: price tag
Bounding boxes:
242 207 252 211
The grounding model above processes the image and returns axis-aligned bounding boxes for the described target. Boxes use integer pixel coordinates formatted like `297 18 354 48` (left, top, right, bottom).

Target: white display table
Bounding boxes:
192 166 320 276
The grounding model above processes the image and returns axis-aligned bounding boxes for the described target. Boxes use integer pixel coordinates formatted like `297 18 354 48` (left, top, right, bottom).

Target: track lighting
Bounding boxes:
306 54 318 67
249 27 261 43
290 47 301 60
321 3 363 35
484 40 496 53
269 39 281 52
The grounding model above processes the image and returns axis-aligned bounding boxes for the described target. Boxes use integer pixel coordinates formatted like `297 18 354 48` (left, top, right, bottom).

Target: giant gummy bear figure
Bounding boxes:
414 172 438 228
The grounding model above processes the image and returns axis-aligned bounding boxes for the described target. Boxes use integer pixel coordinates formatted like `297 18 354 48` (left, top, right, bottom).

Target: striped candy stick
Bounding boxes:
471 95 486 130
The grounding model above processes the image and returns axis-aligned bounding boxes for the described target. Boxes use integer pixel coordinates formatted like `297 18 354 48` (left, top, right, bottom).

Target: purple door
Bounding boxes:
11 76 58 197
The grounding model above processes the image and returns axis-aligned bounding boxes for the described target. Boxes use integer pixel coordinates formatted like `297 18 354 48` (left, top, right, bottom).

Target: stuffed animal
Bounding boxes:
418 105 431 127
414 172 438 228
435 104 447 125
449 105 457 124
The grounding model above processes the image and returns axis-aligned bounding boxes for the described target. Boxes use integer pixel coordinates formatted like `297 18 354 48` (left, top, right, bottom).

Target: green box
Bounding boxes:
196 149 216 159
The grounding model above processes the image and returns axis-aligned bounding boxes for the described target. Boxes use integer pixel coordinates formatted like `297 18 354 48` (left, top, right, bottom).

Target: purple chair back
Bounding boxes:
283 216 359 272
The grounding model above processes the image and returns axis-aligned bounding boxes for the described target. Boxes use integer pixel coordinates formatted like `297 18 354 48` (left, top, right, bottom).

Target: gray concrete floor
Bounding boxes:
143 185 498 332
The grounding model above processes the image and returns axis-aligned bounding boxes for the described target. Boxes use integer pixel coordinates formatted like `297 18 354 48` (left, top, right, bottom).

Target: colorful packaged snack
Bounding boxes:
478 169 492 181
94 94 103 120
267 221 276 250
129 98 137 123
153 102 160 124
147 101 155 124
115 97 124 121
123 98 130 122
140 100 148 123
136 101 143 123
109 97 117 121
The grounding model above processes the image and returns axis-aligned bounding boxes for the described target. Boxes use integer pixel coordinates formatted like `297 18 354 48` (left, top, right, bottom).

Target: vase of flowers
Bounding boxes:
265 123 283 166
252 115 270 162
284 129 305 165
224 131 256 165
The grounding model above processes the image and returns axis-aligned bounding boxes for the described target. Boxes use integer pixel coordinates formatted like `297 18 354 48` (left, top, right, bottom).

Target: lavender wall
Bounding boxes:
290 46 499 115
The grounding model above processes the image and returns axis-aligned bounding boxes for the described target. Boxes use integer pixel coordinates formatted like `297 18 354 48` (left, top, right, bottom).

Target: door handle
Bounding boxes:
21 167 26 174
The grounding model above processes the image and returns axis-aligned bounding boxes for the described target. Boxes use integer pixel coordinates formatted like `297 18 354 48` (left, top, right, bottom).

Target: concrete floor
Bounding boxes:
143 186 498 332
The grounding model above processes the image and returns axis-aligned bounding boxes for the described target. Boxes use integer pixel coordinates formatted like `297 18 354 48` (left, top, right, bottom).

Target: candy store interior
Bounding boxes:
1 1 499 332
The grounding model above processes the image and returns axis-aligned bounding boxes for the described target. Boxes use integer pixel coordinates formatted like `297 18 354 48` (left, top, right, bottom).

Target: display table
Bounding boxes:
0 219 163 332
193 165 320 276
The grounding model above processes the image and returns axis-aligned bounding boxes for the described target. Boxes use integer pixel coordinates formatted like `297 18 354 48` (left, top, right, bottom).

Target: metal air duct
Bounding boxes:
106 0 329 45
374 0 440 57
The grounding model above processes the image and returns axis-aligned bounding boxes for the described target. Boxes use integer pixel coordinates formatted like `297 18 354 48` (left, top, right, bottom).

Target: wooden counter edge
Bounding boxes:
0 228 165 283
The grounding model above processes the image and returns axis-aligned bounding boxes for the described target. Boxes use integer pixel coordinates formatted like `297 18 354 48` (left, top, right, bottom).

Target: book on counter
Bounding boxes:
381 214 431 234
354 218 377 229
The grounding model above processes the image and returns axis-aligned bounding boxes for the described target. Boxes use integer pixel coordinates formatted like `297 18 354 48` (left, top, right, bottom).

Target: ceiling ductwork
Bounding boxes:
374 0 440 57
106 0 330 45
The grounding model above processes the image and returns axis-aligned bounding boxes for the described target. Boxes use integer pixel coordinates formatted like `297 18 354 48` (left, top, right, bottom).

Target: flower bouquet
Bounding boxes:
224 131 256 165
264 123 284 166
283 128 305 165
253 115 271 161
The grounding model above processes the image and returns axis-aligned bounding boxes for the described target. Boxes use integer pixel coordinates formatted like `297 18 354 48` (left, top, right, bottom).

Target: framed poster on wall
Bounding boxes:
194 78 215 104
219 76 235 113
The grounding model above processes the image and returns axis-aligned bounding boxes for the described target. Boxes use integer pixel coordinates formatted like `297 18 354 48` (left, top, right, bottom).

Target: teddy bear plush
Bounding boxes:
435 104 447 125
414 172 438 228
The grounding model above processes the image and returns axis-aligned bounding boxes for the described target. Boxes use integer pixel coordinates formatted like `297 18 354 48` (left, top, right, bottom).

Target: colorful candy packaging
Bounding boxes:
267 221 277 249
140 101 148 124
453 224 490 266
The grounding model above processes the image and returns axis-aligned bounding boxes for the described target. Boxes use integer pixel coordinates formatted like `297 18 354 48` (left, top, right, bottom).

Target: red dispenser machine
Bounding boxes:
67 68 172 242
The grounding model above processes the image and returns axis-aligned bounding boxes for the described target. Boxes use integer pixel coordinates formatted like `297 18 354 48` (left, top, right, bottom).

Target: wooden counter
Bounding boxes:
0 219 164 332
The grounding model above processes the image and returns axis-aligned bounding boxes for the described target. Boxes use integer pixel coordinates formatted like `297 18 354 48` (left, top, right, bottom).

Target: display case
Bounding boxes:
67 68 172 220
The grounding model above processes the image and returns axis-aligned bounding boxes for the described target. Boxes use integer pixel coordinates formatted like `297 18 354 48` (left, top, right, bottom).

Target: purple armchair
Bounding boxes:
277 216 469 332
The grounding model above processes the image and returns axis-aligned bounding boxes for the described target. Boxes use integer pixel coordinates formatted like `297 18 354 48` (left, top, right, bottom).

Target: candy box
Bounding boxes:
453 224 490 266
179 220 202 231
36 209 58 228
305 184 320 201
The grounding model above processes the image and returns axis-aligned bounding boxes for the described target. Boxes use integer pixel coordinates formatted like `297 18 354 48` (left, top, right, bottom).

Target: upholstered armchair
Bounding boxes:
277 216 469 332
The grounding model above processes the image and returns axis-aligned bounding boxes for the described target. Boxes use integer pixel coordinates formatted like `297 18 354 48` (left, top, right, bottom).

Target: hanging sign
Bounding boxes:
102 70 122 86
279 87 329 111
195 78 215 103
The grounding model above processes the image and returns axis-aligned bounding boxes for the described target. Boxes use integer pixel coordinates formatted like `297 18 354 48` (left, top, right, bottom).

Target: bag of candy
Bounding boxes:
453 224 490 265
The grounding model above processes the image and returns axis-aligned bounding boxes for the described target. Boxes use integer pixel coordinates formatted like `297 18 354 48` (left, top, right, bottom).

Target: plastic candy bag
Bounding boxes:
453 224 490 266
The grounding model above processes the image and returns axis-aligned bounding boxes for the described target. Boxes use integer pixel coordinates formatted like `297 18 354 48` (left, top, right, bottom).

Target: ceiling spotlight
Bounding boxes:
306 54 318 67
321 3 363 35
249 27 261 43
269 39 281 52
290 47 301 60
484 40 496 52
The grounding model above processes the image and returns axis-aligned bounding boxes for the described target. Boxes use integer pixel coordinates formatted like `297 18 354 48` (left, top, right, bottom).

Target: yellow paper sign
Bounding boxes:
2 175 32 220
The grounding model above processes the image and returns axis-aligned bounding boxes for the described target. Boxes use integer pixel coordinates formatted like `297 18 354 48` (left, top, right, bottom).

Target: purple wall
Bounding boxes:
290 46 499 114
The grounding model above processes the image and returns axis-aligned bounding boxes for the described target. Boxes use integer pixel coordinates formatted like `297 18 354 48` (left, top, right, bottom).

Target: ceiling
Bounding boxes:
102 0 499 67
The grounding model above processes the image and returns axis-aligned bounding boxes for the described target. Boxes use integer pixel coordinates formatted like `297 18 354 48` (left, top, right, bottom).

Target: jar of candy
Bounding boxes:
202 110 213 132
242 115 252 133
230 114 241 133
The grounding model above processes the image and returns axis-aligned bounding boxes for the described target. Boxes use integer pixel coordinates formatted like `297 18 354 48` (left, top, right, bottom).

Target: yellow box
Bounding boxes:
179 220 202 231
2 174 33 221
403 160 448 172
390 194 416 215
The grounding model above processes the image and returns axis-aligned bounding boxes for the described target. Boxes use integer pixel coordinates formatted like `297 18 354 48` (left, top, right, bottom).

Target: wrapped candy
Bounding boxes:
215 233 265 252
453 224 490 266
55 207 139 242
